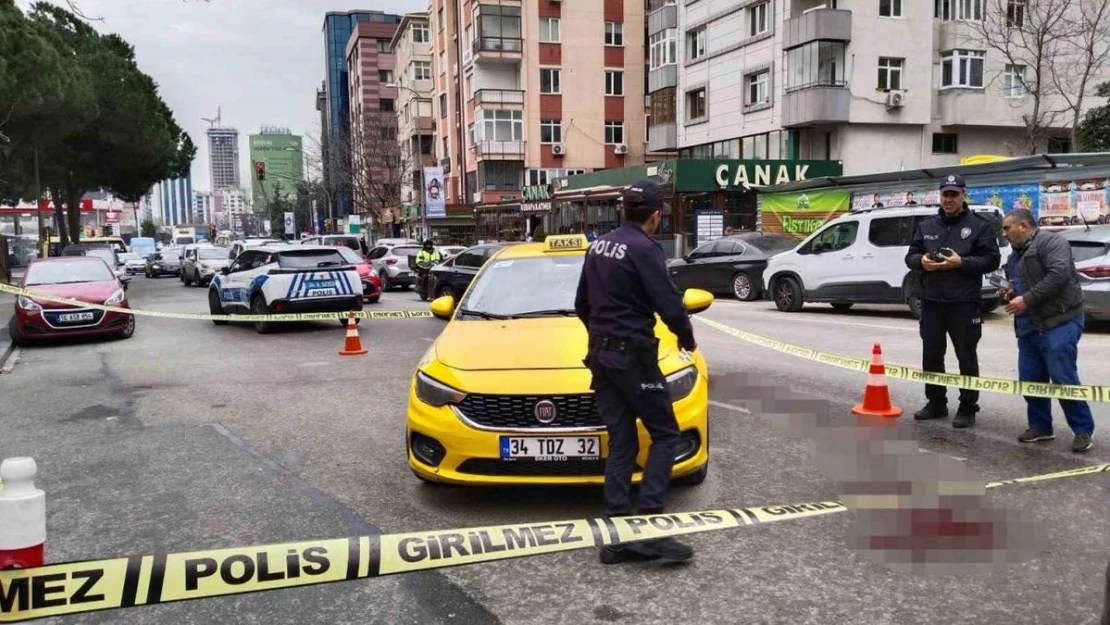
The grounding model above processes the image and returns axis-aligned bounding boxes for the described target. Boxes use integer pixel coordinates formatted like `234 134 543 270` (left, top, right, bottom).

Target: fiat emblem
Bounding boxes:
534 400 557 424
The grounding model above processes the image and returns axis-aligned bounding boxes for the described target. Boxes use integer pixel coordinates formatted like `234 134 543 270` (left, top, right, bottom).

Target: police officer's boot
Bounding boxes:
953 404 978 429
913 403 949 421
625 536 694 563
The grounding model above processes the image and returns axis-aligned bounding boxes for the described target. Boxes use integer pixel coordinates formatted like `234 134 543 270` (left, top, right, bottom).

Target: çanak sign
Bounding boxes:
683 159 842 193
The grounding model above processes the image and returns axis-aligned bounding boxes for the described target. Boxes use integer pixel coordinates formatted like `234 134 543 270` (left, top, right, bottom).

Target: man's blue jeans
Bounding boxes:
1018 316 1095 436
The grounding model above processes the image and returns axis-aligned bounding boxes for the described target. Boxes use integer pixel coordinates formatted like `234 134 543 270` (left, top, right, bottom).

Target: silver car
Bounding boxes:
1063 225 1110 321
118 252 146 275
368 244 421 291
182 246 232 287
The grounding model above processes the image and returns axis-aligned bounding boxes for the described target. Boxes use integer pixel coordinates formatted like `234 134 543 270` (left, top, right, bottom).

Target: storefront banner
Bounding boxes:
423 167 446 219
850 188 938 210
762 190 851 239
1037 179 1110 223
966 183 1041 219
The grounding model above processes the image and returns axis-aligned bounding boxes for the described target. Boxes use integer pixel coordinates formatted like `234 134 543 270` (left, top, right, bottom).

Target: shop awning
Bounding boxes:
550 184 624 202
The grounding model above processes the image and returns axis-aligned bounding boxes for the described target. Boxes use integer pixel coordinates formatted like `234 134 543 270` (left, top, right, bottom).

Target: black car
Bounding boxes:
427 242 519 300
668 233 798 300
144 250 183 277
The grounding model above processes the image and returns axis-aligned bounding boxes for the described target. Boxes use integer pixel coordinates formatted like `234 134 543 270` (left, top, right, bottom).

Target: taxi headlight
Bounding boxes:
104 289 125 306
16 296 42 312
415 372 467 407
666 366 698 402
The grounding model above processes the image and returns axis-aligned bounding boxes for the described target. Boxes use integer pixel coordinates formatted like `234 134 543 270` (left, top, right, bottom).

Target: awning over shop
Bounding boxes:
550 185 625 202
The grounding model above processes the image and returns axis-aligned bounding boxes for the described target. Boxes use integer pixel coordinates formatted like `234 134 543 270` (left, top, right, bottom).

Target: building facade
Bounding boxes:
206 127 241 191
248 129 304 210
157 175 192 227
191 191 213 224
430 0 648 238
664 0 1089 175
346 18 401 221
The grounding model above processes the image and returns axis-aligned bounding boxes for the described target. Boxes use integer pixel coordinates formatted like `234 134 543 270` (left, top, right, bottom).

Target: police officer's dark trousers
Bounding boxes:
920 299 982 409
586 339 680 518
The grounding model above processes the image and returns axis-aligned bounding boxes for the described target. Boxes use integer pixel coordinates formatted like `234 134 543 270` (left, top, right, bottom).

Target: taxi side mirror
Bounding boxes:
430 295 455 320
683 288 714 315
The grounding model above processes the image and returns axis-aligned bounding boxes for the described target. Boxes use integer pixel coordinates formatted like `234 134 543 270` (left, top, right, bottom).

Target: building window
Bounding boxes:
540 68 561 94
687 27 707 61
478 110 523 142
749 2 769 37
941 50 985 88
932 133 958 153
605 70 624 96
379 98 395 112
539 17 560 43
937 0 984 21
785 42 845 91
376 39 391 53
604 121 624 145
605 22 624 46
686 88 707 121
378 69 394 83
412 61 432 80
420 135 434 155
438 8 444 31
650 87 676 124
540 119 562 144
879 0 902 17
413 23 429 43
439 93 447 118
527 168 586 186
745 69 771 106
1003 64 1027 97
1047 136 1071 153
442 137 449 160
1006 0 1025 27
877 57 903 90
475 5 523 51
649 28 677 70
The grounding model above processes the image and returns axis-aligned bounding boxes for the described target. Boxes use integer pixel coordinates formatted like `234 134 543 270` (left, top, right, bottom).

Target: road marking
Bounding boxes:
739 312 916 332
709 400 752 414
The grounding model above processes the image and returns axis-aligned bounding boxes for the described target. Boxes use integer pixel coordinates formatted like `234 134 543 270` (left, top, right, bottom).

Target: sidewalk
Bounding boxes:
0 268 19 366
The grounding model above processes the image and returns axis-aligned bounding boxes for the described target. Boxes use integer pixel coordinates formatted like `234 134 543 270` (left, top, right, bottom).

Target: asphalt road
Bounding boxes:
2 275 1109 625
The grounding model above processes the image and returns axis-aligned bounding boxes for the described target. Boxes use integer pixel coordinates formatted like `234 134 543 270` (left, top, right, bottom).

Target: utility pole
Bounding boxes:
34 147 43 245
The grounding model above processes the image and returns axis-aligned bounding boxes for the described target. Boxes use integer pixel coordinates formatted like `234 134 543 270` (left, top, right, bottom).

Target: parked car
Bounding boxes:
335 246 382 303
372 238 420 249
227 238 281 262
368 244 422 291
8 256 135 346
763 204 1011 318
667 233 799 300
182 245 232 287
1061 224 1110 321
117 252 147 276
426 242 519 300
438 245 468 260
145 250 182 278
60 244 125 280
301 234 362 250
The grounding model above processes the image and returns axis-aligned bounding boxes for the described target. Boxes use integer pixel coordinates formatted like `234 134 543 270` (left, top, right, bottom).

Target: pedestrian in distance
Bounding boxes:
999 208 1094 452
904 174 1001 428
574 179 697 565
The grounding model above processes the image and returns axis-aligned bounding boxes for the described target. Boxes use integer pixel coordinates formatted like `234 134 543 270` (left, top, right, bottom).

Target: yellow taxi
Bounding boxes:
406 233 714 486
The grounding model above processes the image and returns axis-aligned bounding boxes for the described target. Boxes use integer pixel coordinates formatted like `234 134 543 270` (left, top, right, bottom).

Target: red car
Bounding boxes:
336 247 382 304
8 257 136 346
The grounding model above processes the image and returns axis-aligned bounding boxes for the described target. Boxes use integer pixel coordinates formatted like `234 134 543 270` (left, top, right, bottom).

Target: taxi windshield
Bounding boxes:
458 254 584 318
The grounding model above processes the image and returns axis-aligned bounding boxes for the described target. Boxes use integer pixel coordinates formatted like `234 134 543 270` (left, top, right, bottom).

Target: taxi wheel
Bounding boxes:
251 295 273 334
674 461 708 486
209 291 228 325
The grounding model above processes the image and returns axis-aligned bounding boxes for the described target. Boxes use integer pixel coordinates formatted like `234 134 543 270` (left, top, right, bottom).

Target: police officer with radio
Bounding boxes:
905 174 1001 428
574 180 696 565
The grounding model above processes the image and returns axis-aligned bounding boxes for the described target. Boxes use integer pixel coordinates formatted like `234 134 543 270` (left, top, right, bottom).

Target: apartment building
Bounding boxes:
346 19 401 218
391 14 437 208
430 0 648 218
656 0 1084 176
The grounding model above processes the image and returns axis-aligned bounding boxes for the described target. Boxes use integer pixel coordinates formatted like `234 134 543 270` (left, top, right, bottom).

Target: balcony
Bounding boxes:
472 36 523 64
647 122 677 153
783 9 852 50
473 140 525 160
475 89 525 108
782 85 850 128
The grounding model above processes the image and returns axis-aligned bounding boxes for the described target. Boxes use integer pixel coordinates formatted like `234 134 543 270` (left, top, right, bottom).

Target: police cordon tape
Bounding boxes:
0 282 433 323
695 316 1110 403
1 463 1107 623
4 282 1110 401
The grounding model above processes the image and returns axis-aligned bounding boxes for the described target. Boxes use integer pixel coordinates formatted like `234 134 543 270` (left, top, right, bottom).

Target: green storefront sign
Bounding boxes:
557 159 842 194
761 190 851 239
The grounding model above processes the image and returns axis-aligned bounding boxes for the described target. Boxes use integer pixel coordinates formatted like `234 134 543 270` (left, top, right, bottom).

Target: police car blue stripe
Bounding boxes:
339 270 354 295
286 272 299 299
328 270 342 295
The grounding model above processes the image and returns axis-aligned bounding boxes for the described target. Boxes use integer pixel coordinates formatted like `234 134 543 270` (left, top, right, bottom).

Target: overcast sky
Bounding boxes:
17 0 426 192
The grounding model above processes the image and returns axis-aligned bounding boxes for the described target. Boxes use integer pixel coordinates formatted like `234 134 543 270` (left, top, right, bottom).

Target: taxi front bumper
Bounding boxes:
406 372 709 486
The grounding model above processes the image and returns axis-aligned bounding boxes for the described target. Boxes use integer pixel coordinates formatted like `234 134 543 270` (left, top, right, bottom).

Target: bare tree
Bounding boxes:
964 0 1076 154
346 110 407 232
1050 0 1110 149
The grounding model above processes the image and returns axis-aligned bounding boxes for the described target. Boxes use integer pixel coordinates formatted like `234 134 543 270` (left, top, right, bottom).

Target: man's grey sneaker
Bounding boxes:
1073 434 1093 453
625 537 694 563
599 544 660 565
1018 429 1055 443
913 404 949 421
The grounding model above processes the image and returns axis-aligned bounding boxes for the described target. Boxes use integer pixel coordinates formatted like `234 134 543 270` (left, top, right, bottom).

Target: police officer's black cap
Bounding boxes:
622 179 671 215
939 173 967 192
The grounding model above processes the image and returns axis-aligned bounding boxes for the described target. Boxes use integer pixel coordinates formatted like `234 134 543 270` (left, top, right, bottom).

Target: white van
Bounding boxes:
763 204 1011 317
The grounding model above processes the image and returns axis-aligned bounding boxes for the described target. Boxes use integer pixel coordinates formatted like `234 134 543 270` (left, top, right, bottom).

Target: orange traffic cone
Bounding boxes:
338 312 368 356
851 343 902 418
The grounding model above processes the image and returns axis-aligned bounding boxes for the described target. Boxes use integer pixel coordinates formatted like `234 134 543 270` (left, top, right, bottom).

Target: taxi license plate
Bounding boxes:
500 436 600 461
58 312 95 322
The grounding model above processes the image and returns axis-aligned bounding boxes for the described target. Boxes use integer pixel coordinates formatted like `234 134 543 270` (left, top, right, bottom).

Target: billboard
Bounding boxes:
423 166 446 219
761 190 851 239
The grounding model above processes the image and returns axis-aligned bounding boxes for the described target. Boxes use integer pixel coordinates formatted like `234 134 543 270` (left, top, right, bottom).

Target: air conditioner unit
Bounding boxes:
551 143 566 155
885 90 906 109
614 144 629 155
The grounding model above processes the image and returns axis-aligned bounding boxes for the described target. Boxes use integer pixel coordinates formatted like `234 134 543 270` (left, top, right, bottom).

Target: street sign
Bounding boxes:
284 212 294 235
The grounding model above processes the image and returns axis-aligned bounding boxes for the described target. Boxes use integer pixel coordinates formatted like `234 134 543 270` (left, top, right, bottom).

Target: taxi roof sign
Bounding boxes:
543 234 589 252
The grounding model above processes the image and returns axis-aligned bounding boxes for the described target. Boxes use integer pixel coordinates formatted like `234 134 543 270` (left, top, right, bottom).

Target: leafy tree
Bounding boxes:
140 220 156 237
1077 82 1110 151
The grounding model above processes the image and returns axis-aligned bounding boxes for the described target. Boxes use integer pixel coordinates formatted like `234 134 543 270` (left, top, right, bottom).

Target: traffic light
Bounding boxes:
255 161 266 181
209 225 217 240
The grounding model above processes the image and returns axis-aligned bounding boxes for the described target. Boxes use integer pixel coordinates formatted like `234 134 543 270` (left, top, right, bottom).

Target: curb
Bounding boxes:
0 311 13 373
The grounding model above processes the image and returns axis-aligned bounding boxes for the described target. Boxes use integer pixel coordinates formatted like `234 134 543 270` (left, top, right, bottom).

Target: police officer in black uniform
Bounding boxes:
905 174 1001 428
574 179 696 565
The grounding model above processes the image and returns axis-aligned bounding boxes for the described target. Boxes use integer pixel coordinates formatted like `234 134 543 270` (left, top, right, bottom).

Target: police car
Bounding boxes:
208 244 364 333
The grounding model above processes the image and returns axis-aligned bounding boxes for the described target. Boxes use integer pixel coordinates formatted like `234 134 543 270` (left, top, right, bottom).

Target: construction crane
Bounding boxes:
202 106 222 128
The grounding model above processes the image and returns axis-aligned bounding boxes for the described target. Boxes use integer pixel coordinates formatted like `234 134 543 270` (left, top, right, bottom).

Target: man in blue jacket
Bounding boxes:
1000 208 1093 452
